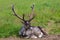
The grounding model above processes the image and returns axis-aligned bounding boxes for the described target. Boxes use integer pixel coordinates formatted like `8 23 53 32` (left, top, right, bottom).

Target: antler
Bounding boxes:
12 5 25 21
28 4 35 22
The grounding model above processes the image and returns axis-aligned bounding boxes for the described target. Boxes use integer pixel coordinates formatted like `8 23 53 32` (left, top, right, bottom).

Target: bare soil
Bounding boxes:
0 35 60 40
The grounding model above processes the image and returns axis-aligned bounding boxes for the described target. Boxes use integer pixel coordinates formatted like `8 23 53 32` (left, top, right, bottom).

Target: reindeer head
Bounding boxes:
12 4 35 29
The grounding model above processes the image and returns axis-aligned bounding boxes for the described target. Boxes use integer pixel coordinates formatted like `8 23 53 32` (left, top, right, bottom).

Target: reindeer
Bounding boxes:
12 4 47 38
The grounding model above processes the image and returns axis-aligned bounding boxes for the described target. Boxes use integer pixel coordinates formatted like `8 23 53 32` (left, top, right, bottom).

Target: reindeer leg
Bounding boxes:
38 26 47 35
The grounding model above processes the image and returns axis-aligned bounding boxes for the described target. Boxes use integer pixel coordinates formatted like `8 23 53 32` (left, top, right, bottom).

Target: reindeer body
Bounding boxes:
19 26 45 38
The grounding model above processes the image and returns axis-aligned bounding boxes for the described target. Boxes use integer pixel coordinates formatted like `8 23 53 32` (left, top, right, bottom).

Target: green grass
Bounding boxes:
0 0 60 38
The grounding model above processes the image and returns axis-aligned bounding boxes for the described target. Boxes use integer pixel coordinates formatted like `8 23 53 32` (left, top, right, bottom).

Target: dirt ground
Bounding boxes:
0 35 60 40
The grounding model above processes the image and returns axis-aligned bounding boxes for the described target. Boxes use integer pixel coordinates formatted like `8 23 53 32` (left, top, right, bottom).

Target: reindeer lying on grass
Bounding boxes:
12 4 47 38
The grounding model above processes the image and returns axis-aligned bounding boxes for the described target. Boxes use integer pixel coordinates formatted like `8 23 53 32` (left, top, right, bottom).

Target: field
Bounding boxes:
0 0 60 39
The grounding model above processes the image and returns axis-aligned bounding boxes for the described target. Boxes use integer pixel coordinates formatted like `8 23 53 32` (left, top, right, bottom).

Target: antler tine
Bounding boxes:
23 14 25 21
31 4 34 11
28 14 35 22
28 4 35 22
12 5 25 21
